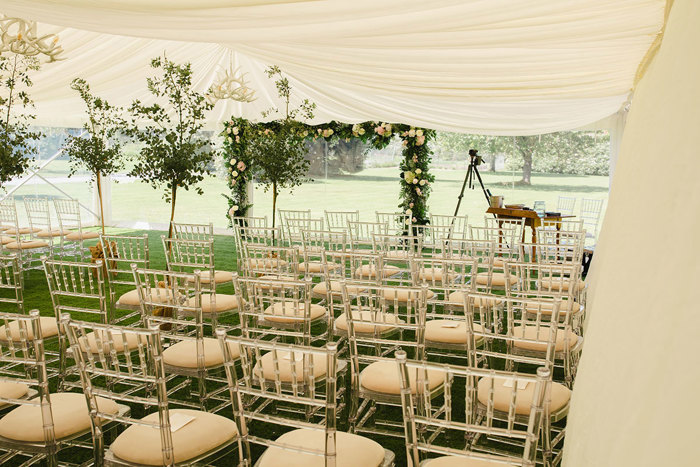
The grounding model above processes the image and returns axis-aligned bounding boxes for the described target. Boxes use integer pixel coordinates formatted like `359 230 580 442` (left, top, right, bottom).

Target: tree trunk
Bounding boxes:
514 136 534 185
489 154 497 172
271 181 278 244
95 171 105 235
167 185 178 239
521 150 532 184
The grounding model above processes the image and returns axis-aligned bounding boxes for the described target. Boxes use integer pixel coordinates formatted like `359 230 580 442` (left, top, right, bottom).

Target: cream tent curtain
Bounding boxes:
1 0 664 134
564 0 700 464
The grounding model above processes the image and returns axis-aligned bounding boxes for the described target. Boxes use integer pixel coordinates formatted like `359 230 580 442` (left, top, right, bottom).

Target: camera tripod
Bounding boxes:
452 149 492 218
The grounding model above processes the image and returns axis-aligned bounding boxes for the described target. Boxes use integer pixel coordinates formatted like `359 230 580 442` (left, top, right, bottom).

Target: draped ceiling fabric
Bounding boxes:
1 0 665 134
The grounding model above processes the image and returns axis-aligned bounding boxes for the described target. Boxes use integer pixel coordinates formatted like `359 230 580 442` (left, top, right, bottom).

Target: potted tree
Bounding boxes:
127 55 216 239
64 78 125 235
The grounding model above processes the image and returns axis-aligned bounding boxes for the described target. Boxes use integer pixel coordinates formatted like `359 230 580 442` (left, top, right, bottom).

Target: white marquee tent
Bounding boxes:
3 1 700 466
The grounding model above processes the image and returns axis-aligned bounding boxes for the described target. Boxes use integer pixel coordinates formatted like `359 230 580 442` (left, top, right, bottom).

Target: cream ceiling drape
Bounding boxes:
0 0 665 133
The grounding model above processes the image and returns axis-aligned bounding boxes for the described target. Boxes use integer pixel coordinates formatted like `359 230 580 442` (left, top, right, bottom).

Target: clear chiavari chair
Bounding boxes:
443 238 503 294
170 221 214 242
341 283 439 437
556 196 577 216
233 275 327 346
43 257 123 390
372 233 423 264
375 211 410 235
324 209 359 233
62 316 238 465
505 262 585 380
231 215 268 229
0 256 59 356
235 225 280 250
541 218 584 232
0 200 48 270
397 351 550 467
313 250 375 308
217 334 394 466
132 267 240 411
24 197 66 254
299 229 347 279
429 213 469 240
471 223 520 266
53 198 99 261
240 244 299 281
162 236 241 327
348 220 389 252
484 216 526 244
464 293 571 464
99 233 150 324
0 310 125 466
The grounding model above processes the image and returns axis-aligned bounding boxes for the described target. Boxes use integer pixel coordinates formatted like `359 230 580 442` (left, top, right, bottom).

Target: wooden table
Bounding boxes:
486 207 576 259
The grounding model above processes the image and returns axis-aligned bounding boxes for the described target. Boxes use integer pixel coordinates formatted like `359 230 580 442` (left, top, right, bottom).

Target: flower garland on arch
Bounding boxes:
220 119 435 225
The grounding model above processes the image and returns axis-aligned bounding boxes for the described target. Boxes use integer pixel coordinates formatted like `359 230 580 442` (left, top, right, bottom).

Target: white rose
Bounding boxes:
408 129 416 137
228 206 238 216
226 127 231 134
406 209 412 215
416 129 423 136
227 137 233 143
231 171 238 177
384 123 392 132
419 179 426 186
352 124 360 132
412 178 418 184
358 128 365 135
232 127 239 135
415 168 422 174
230 158 236 165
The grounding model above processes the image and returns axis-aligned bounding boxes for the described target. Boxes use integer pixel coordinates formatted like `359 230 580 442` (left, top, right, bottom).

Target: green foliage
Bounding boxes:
221 117 253 221
261 65 316 121
0 54 41 190
64 78 125 181
126 55 216 227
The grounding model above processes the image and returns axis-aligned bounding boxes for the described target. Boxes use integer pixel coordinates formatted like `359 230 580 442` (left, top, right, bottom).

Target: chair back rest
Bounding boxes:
53 198 82 232
232 216 268 229
348 221 389 249
236 226 280 248
409 256 478 299
470 225 519 257
506 261 580 299
429 214 469 239
170 221 214 242
0 199 19 231
217 333 339 465
324 210 359 232
285 217 324 246
0 310 57 445
300 229 347 257
24 197 53 234
483 217 525 242
240 244 299 277
43 258 110 323
372 233 423 261
375 211 411 234
99 234 150 289
522 242 583 265
541 219 584 232
62 316 178 465
397 352 548 467
278 209 311 241
0 256 23 312
412 224 454 253
556 196 577 215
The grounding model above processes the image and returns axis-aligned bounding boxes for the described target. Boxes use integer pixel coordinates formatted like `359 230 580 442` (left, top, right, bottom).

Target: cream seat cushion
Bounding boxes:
186 293 242 313
0 392 119 442
254 351 329 382
110 409 238 466
262 302 326 323
335 310 403 334
360 360 444 395
64 231 100 241
524 299 581 315
4 227 40 235
417 267 447 282
425 455 503 466
475 272 517 287
312 281 364 296
117 288 174 307
296 261 324 273
477 377 571 415
511 325 579 352
5 240 49 250
385 250 411 259
80 330 148 354
162 338 240 369
354 264 400 279
538 278 586 292
382 287 435 302
190 270 233 284
1 235 13 245
248 258 289 269
425 320 484 345
447 291 503 307
0 381 30 408
0 316 59 342
36 229 68 238
258 428 386 467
